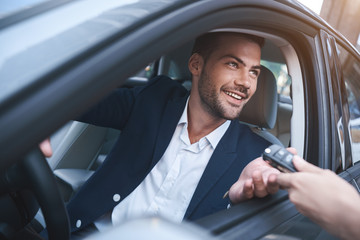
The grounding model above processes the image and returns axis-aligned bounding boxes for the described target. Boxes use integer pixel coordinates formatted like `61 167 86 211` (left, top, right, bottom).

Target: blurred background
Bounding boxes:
299 0 360 51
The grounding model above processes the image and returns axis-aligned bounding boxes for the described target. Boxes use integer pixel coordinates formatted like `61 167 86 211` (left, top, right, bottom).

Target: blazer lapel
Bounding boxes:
150 93 189 168
184 121 240 218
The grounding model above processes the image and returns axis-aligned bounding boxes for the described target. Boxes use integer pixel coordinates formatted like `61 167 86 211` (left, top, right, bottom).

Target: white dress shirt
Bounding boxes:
95 98 230 231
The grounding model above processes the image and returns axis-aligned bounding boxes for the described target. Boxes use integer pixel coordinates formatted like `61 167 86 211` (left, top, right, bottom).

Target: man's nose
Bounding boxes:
234 70 251 89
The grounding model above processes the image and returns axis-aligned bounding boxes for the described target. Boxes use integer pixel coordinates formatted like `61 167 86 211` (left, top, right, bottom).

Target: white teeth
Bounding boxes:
225 91 242 100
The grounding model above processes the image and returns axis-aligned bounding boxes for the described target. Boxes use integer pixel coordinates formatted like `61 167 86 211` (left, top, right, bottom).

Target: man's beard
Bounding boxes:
197 71 246 120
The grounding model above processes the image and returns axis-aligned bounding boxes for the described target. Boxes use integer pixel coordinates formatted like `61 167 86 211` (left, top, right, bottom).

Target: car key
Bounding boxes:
262 144 297 173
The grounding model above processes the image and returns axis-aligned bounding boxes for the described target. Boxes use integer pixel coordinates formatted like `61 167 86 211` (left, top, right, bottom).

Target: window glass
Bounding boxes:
336 43 360 164
261 60 292 98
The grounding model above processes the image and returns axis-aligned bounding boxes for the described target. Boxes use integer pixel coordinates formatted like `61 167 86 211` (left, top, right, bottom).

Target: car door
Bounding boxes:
1 1 359 239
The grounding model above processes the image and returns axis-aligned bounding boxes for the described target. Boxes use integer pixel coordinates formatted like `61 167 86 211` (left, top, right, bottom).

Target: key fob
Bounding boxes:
262 144 297 173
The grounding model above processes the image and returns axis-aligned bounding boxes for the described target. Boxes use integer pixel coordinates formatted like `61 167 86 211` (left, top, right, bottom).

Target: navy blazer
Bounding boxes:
67 75 271 232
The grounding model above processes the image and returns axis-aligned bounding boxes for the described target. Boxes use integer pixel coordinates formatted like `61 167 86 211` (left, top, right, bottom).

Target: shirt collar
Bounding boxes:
206 120 230 149
178 97 230 149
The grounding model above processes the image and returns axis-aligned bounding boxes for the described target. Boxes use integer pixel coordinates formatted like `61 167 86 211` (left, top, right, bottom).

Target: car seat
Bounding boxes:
239 66 283 146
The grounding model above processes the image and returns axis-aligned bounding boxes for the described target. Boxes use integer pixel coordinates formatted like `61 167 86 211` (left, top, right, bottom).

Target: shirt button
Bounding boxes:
76 220 81 228
113 194 121 202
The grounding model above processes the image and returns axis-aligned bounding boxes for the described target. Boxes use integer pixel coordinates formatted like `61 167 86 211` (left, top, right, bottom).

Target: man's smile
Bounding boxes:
224 90 243 100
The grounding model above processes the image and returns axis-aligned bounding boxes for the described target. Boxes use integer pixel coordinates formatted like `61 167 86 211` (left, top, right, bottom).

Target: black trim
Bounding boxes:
195 190 289 234
195 190 303 239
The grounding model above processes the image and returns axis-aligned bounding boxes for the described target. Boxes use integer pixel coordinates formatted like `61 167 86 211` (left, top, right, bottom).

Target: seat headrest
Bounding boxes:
239 66 278 129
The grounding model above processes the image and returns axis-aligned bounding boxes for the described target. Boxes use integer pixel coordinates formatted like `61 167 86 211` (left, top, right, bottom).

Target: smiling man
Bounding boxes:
67 32 279 237
188 32 262 142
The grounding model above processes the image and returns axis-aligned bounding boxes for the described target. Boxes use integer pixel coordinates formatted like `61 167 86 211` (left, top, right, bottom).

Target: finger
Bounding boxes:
229 179 253 203
252 171 268 197
292 156 322 173
266 173 279 194
286 147 297 155
243 179 254 199
275 173 293 188
39 138 53 158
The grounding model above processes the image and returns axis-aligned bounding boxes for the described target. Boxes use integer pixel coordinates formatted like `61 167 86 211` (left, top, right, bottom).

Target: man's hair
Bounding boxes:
191 32 265 60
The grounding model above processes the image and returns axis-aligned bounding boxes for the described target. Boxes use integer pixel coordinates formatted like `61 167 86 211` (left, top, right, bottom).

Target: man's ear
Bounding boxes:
188 53 203 76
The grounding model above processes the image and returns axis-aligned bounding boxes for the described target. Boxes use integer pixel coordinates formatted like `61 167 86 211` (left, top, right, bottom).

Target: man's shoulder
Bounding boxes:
148 75 174 83
140 75 189 97
149 75 186 89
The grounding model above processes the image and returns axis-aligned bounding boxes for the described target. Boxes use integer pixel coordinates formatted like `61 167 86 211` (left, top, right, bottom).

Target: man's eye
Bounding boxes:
227 62 238 68
250 70 260 78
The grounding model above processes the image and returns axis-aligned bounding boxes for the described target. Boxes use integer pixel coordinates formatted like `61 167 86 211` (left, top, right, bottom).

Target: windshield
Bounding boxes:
0 0 178 103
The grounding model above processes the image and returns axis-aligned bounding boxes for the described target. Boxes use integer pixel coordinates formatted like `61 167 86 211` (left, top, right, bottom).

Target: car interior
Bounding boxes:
43 29 303 206
27 29 308 238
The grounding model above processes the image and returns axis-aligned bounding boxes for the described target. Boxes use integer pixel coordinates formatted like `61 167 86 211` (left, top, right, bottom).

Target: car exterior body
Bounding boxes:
0 0 359 239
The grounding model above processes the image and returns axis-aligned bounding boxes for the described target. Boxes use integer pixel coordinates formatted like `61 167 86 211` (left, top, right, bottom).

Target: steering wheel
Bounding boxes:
0 148 70 240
